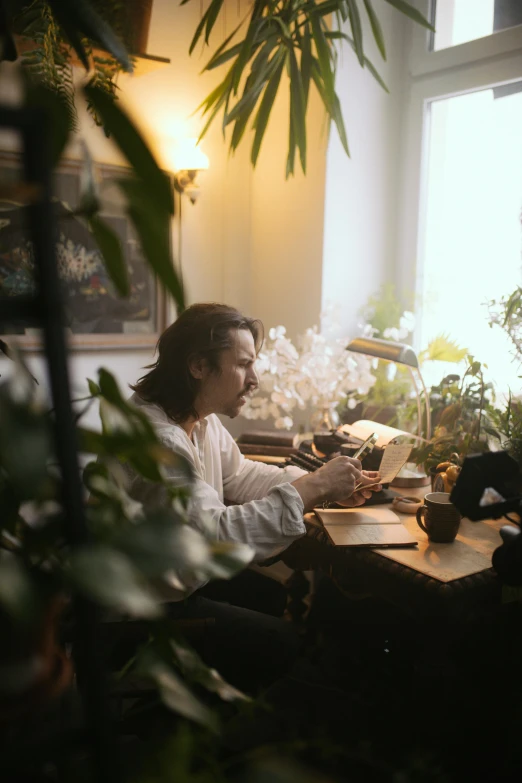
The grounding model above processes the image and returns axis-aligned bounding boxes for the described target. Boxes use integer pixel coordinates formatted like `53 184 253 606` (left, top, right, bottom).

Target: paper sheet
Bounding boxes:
355 443 413 491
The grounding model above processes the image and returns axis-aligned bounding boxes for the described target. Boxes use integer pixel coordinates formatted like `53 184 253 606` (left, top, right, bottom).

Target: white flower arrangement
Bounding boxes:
242 312 377 430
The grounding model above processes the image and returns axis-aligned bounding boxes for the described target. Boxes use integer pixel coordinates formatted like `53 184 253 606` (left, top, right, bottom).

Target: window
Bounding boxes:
398 0 522 397
432 0 522 51
418 83 522 391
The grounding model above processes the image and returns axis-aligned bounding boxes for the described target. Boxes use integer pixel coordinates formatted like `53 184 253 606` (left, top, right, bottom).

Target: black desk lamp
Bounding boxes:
346 336 432 441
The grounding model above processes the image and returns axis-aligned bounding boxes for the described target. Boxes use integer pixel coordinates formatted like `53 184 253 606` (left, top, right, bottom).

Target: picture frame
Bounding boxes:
0 153 167 350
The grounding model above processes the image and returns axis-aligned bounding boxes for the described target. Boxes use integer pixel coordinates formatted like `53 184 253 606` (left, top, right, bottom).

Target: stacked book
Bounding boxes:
236 430 300 458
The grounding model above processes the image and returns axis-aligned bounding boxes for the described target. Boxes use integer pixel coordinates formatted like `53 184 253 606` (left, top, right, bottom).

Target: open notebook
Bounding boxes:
314 506 418 548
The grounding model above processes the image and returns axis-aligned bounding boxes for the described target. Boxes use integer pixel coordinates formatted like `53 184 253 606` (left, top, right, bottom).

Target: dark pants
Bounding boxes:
167 569 301 693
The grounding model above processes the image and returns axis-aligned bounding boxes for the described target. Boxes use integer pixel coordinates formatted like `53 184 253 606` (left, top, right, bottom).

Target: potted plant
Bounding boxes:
7 0 154 126
339 284 468 431
411 357 494 487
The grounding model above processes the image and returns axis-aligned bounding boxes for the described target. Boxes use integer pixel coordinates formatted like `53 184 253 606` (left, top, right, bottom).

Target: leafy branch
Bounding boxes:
189 0 434 176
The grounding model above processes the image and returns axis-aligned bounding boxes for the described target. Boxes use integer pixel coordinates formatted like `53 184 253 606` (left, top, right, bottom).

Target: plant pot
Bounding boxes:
97 0 154 55
122 0 154 55
15 0 154 58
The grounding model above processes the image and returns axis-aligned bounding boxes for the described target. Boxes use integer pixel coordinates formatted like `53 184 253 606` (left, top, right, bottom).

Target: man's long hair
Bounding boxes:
131 303 263 422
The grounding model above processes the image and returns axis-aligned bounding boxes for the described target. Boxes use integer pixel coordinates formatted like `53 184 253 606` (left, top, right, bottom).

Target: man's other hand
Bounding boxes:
337 470 382 507
292 455 365 512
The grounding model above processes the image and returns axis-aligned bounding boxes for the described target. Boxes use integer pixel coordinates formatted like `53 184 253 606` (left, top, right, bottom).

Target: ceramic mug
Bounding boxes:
416 492 462 543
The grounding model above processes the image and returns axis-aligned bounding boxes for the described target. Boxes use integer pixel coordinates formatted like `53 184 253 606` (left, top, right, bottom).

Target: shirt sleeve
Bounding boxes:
187 476 306 561
128 422 308 563
216 418 308 503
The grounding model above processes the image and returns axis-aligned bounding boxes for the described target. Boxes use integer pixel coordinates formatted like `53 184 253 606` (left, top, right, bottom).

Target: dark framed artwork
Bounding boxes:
0 153 166 349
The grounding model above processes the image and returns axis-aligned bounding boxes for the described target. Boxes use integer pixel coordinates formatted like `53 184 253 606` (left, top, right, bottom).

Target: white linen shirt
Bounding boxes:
125 394 307 584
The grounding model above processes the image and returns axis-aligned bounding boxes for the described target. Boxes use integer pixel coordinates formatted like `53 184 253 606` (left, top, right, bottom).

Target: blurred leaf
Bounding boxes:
98 367 126 406
117 177 183 311
251 53 285 165
331 90 350 156
205 540 254 580
0 552 37 624
68 545 162 618
384 0 435 31
288 47 306 173
77 425 106 455
46 0 89 70
87 378 100 396
229 73 264 151
189 0 225 53
0 390 52 501
232 4 264 94
301 24 312 111
170 639 249 703
347 0 364 66
88 215 129 296
24 81 72 166
136 650 217 730
503 288 522 325
419 334 468 365
310 13 334 104
116 513 211 577
99 398 135 435
363 0 386 59
84 85 173 215
48 0 132 71
205 40 243 71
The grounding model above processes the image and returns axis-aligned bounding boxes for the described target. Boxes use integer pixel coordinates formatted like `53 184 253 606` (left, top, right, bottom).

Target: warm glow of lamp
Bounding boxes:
173 138 209 204
346 336 432 441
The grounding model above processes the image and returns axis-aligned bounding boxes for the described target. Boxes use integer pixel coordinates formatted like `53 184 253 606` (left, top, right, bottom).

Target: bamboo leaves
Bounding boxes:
363 0 386 59
384 0 435 31
190 0 433 176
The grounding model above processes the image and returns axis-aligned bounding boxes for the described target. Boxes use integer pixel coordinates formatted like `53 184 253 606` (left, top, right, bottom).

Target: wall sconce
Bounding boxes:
346 336 432 442
173 139 209 205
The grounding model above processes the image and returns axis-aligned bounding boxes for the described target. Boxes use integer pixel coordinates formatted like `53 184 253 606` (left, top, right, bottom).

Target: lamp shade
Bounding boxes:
346 336 431 441
174 138 209 172
346 337 419 369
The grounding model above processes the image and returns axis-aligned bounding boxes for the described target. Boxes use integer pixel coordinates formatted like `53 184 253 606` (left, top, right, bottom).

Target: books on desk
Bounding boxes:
237 429 300 458
314 506 418 548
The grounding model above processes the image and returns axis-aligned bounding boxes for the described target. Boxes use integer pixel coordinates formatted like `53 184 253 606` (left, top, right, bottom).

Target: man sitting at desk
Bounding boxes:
125 302 381 691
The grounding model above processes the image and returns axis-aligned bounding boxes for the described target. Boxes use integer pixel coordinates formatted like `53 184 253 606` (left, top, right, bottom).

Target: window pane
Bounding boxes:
418 82 522 395
432 0 522 51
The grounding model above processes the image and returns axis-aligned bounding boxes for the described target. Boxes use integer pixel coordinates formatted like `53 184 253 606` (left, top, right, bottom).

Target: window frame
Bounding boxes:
410 0 522 77
397 0 522 352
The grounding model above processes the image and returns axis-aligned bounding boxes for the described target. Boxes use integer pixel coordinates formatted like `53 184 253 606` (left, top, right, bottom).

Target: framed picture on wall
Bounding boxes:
0 153 167 350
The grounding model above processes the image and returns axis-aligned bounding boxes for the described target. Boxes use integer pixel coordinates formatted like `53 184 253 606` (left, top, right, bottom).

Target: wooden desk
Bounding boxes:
283 487 506 623
282 493 508 679
375 485 505 584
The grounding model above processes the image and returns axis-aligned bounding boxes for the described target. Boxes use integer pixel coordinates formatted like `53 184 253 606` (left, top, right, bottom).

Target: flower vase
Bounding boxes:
310 404 340 433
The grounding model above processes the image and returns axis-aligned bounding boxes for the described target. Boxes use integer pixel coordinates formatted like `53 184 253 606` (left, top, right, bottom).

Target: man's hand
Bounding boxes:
337 470 382 507
292 456 366 512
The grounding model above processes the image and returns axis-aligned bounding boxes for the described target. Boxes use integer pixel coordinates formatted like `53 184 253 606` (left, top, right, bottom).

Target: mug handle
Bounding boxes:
416 505 428 534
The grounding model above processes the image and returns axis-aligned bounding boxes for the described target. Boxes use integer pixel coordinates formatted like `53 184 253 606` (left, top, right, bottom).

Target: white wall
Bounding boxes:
321 4 409 338
249 78 328 341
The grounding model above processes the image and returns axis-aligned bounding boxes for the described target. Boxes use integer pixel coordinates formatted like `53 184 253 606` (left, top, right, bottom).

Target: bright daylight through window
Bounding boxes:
418 80 522 395
432 0 522 51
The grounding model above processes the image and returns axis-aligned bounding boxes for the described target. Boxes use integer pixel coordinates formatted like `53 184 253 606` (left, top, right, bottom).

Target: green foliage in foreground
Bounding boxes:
0 357 253 732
